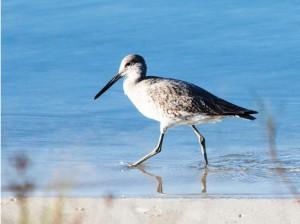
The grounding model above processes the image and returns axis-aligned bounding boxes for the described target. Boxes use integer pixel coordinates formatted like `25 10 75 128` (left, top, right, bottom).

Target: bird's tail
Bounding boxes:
211 97 258 120
237 110 258 120
238 110 257 120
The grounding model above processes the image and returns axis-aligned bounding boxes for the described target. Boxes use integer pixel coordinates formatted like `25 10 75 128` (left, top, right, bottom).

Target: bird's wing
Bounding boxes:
145 77 257 118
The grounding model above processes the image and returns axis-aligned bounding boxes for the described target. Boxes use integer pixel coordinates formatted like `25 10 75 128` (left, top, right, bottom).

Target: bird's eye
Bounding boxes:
125 62 131 67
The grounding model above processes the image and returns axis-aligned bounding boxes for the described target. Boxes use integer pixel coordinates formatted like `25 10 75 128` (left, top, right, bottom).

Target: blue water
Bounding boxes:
2 0 300 197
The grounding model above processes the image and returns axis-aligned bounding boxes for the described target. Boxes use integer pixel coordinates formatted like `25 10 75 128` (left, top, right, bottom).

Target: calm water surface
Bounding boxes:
2 0 300 197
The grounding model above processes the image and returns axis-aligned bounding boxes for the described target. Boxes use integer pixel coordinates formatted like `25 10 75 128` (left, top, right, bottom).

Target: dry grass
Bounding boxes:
258 100 300 203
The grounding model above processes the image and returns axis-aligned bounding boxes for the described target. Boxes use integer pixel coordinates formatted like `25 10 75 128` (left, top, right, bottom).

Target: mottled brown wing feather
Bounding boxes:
145 76 257 119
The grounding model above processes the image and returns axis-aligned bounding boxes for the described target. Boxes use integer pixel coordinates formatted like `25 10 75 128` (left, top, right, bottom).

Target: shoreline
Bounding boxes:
2 193 299 199
2 197 300 224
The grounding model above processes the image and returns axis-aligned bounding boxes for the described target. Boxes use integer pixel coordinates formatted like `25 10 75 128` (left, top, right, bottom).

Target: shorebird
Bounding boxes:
94 54 257 167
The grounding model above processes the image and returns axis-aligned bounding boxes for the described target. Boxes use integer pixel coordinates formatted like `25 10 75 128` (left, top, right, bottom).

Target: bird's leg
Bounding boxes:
191 125 208 166
128 132 165 167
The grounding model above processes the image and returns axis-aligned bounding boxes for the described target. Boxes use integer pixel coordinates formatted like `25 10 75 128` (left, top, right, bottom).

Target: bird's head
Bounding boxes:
94 54 147 100
119 54 147 77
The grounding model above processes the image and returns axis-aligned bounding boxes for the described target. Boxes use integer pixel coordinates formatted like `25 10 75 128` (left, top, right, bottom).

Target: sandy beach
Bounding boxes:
1 197 299 224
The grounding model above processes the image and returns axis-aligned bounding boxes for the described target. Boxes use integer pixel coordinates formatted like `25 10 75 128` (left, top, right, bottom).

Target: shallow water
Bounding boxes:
2 0 300 197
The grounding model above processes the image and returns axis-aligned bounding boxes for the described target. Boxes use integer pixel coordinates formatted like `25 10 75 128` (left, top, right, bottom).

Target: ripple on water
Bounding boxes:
188 149 300 184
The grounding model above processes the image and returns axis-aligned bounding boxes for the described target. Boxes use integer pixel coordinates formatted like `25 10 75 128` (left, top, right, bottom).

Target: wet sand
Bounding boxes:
2 197 300 224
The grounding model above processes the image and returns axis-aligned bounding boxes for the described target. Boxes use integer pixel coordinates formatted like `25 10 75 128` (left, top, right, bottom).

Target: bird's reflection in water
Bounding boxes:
136 166 164 194
135 166 209 195
201 168 208 193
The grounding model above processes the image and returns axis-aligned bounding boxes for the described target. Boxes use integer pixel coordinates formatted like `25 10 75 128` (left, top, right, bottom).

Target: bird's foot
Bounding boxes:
127 162 137 168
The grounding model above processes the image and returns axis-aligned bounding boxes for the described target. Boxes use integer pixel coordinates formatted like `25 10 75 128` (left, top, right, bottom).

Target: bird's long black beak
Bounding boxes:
94 73 122 100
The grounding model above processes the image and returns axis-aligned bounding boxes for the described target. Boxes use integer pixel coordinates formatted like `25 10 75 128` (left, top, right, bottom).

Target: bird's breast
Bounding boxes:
123 80 161 122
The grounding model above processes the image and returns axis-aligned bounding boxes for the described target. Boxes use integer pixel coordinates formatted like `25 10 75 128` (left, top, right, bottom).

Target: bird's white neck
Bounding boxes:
123 71 145 95
124 68 145 83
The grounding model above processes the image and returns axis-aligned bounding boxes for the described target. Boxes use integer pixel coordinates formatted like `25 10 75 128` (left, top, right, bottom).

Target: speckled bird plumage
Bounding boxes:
94 54 258 167
122 56 256 132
